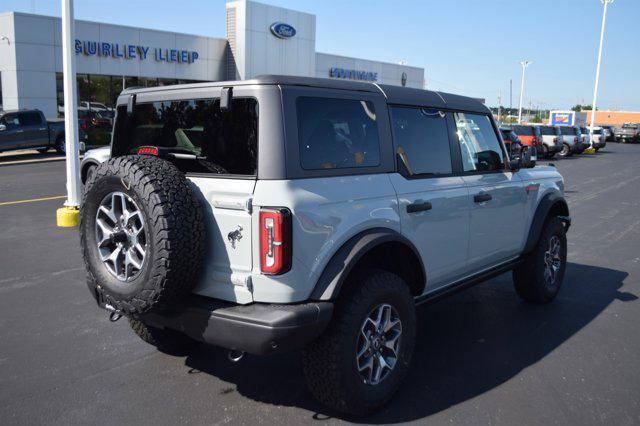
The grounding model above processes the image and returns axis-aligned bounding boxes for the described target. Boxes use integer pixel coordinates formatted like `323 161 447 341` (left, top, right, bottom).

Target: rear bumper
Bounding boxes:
141 296 333 355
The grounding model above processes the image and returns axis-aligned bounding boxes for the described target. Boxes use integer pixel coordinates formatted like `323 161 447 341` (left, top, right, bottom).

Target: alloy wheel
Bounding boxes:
543 235 562 288
356 303 402 386
95 191 147 281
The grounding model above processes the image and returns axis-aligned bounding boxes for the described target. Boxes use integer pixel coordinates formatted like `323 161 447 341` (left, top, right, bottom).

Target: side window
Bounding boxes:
20 112 42 126
390 106 452 176
1 114 20 128
297 97 380 170
454 112 504 172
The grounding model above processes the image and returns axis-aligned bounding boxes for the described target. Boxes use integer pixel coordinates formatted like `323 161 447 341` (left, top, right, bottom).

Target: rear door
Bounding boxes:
388 106 470 290
114 86 261 304
18 112 49 148
452 112 527 271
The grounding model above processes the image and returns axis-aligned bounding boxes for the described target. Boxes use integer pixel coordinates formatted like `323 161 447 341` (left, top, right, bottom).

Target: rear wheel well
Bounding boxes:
344 242 425 297
548 200 569 219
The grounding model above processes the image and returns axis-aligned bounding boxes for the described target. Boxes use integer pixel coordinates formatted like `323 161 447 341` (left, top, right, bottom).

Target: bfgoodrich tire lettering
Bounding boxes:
513 216 567 303
302 270 416 416
80 155 205 315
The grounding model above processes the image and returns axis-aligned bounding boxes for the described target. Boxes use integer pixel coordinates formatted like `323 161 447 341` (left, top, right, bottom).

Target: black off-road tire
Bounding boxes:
80 155 205 315
513 216 567 303
83 164 97 189
302 270 416 416
129 318 196 353
55 136 66 154
558 143 572 157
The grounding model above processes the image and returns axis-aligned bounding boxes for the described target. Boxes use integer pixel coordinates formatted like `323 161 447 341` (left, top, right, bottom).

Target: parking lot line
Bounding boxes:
0 195 66 206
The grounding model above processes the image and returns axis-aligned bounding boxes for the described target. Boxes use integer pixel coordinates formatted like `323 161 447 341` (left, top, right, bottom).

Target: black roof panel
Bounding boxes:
120 75 488 112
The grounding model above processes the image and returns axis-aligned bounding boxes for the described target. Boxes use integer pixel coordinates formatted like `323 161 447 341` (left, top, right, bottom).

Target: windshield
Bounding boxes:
622 123 638 129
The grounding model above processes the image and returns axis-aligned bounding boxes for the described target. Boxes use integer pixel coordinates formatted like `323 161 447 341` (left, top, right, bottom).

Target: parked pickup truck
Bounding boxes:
0 109 86 154
614 123 639 143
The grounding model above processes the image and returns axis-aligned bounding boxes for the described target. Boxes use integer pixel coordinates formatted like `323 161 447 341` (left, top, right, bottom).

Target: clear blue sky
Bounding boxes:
3 0 638 110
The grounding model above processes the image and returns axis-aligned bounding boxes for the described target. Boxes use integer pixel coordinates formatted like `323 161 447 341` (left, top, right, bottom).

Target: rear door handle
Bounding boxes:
473 193 492 203
407 201 432 213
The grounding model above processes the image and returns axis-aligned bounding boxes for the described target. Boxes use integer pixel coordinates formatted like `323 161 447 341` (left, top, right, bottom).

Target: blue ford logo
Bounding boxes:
270 22 296 39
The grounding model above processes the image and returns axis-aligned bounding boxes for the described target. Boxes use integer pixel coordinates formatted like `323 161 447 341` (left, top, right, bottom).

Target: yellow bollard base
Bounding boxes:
583 147 597 155
56 205 80 227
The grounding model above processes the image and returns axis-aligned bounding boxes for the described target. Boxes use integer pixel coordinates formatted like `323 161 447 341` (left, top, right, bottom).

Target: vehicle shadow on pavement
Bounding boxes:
182 262 635 423
0 150 63 163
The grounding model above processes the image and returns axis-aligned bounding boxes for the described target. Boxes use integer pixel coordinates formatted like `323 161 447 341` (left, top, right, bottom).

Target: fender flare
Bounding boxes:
523 192 570 254
309 227 426 301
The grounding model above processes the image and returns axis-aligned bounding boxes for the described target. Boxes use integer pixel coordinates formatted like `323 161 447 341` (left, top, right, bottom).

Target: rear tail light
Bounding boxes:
137 146 159 156
574 137 579 143
259 208 292 275
80 120 87 131
553 137 558 143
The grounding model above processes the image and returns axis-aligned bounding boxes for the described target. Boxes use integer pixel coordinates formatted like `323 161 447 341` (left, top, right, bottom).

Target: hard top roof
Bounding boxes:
121 75 488 113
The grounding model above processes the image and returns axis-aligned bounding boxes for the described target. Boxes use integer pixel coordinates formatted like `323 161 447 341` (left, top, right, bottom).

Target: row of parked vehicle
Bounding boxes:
499 123 610 160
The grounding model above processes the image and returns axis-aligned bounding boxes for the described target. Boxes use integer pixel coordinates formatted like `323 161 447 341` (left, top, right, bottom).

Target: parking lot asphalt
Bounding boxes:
1 145 639 425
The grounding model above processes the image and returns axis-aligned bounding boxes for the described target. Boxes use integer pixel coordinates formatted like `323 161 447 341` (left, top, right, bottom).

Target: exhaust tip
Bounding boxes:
228 350 245 363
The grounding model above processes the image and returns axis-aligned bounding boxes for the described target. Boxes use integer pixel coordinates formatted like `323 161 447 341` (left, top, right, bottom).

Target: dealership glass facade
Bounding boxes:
54 73 203 147
55 73 203 116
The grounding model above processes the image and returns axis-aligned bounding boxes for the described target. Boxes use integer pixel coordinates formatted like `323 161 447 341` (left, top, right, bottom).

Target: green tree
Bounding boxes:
571 104 583 112
531 115 543 123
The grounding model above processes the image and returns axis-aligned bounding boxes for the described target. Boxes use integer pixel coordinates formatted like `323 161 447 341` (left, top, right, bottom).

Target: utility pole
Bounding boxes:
517 60 532 124
587 0 614 153
509 79 513 118
56 0 82 227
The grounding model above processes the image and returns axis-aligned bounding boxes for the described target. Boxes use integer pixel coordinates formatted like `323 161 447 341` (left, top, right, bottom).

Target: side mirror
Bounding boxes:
520 145 536 168
0 124 6 131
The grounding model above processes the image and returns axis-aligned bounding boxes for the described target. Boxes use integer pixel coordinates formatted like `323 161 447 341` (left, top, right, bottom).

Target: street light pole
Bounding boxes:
56 0 82 227
587 0 614 153
517 60 532 124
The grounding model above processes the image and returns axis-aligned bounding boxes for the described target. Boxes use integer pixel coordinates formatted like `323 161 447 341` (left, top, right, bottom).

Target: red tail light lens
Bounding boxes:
80 121 87 131
574 137 579 143
259 208 292 275
137 146 159 156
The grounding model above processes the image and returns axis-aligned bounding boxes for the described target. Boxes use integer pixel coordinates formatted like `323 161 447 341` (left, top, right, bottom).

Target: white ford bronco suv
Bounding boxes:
80 76 570 416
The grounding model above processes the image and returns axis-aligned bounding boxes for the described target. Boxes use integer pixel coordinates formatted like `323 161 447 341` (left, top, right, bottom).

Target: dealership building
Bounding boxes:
0 0 424 118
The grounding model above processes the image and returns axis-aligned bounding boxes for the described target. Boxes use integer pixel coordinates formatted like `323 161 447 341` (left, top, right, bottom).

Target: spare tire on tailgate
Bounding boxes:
80 155 205 315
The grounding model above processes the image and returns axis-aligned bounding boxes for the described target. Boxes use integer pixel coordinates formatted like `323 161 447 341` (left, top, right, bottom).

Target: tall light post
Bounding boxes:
586 0 614 153
517 60 532 124
56 0 82 227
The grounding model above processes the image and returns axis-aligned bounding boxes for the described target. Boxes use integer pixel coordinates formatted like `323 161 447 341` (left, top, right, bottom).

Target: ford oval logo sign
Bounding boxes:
270 22 296 39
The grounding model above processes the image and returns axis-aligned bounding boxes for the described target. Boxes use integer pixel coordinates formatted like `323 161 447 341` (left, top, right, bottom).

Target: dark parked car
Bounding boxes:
0 109 86 154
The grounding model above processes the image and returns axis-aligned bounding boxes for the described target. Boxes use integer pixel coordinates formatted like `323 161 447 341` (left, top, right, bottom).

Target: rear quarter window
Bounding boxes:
296 97 380 170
